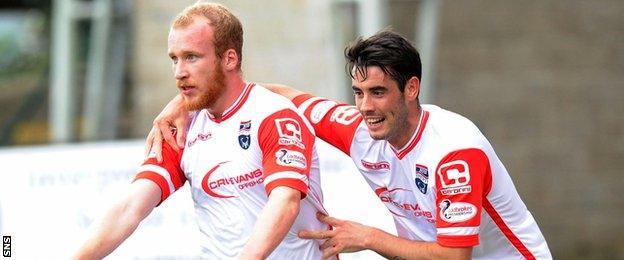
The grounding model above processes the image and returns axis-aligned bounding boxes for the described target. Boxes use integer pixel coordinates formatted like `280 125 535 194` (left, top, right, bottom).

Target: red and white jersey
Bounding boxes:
293 94 552 259
137 83 327 259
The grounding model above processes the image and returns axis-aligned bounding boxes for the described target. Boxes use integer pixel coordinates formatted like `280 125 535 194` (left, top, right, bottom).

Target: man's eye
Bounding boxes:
187 55 197 61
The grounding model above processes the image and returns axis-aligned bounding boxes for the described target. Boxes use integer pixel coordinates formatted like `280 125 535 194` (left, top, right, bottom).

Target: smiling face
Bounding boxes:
168 17 226 111
352 66 413 147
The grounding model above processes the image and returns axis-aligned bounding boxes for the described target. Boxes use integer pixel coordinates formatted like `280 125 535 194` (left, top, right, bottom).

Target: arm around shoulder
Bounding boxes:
261 83 308 101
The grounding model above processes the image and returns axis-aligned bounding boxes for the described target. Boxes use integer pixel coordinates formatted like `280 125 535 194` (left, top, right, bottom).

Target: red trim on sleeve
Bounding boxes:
134 171 170 204
483 199 536 259
264 179 308 199
135 140 186 205
142 158 185 190
292 93 315 107
437 234 479 247
435 148 489 246
257 109 314 197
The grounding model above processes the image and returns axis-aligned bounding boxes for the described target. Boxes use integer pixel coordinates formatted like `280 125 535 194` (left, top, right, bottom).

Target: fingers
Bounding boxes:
300 229 340 259
153 129 163 163
319 239 335 250
322 243 342 260
298 230 335 240
175 114 190 148
316 212 342 226
176 122 188 148
144 128 155 157
154 116 177 153
162 126 179 153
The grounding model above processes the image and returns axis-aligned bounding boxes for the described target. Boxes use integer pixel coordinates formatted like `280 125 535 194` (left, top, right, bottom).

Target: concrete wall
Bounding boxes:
435 1 624 258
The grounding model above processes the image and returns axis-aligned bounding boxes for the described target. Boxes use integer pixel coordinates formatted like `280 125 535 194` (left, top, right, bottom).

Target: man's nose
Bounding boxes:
358 94 374 112
174 63 189 80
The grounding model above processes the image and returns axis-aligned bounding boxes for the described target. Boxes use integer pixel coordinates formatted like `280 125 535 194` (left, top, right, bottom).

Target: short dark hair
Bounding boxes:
345 29 422 92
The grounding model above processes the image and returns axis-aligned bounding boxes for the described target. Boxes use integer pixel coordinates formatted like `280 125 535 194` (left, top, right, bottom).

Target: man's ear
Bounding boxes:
222 49 239 71
404 76 420 101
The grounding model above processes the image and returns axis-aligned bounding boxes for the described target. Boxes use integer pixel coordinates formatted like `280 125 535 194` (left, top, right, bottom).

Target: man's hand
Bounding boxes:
299 212 472 260
144 95 190 162
298 212 373 259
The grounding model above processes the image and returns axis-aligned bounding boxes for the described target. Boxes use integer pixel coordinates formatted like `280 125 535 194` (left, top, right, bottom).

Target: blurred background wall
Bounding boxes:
0 0 623 259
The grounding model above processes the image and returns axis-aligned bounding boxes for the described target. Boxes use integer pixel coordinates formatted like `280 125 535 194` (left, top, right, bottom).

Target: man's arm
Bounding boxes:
73 180 161 260
299 213 472 260
237 186 301 260
367 227 472 260
261 83 307 101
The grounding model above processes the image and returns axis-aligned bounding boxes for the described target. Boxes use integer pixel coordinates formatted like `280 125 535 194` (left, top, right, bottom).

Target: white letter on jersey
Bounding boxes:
275 118 305 149
438 160 470 188
330 106 360 125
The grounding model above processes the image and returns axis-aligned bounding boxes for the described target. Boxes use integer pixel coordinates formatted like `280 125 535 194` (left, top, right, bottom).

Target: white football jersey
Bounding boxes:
137 83 327 259
293 94 552 260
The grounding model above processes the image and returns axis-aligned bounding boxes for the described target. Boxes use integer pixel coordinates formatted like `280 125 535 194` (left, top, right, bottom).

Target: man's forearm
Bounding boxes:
74 180 161 259
262 83 307 101
367 228 472 260
74 206 139 259
238 186 301 259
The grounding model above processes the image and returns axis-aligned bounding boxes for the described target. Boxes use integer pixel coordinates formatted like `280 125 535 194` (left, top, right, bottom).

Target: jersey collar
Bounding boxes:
390 109 430 159
208 82 255 123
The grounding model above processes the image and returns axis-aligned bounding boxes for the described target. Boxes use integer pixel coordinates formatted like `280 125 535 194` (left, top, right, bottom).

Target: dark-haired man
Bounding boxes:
148 29 552 259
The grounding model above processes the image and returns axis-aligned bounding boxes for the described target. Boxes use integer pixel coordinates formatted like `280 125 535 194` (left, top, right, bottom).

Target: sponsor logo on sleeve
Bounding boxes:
310 100 337 124
361 159 390 171
238 120 252 150
437 160 472 195
275 118 305 149
414 164 429 194
329 106 361 125
275 149 307 169
439 199 477 223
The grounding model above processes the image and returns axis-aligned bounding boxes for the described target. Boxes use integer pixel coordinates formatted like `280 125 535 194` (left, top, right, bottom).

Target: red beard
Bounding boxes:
180 62 227 111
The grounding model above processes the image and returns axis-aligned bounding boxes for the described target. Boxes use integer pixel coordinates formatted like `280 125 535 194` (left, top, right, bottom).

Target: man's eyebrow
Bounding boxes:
369 86 387 92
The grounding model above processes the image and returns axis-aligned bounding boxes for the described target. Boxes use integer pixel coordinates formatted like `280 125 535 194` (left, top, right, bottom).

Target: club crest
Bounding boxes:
415 164 429 194
238 120 252 149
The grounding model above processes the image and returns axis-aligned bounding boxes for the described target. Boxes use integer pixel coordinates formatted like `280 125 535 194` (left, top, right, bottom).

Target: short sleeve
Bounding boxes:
292 94 363 155
134 141 186 205
435 148 492 247
258 108 315 198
